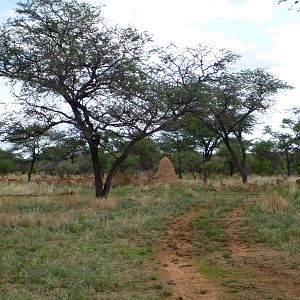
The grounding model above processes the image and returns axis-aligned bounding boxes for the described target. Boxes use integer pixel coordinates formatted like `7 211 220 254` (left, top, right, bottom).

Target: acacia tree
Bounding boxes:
0 0 234 197
265 108 300 176
181 116 221 185
0 0 233 197
0 0 179 197
4 123 58 181
163 49 291 184
191 70 290 184
40 132 87 164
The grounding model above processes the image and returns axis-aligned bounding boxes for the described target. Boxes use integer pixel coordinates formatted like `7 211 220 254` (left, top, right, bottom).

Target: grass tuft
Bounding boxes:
260 189 288 213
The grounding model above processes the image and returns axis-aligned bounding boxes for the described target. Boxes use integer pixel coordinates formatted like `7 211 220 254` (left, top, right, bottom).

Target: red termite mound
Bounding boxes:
151 157 177 183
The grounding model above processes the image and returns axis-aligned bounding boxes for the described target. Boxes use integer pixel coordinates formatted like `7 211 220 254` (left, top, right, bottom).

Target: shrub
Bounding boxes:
0 159 12 176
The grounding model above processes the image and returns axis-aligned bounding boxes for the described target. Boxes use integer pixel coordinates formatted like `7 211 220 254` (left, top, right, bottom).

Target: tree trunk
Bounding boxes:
89 143 104 198
177 155 183 180
202 152 212 187
27 155 37 182
285 150 293 177
203 167 208 183
223 136 248 184
229 161 234 177
191 172 197 180
241 146 249 184
103 140 139 196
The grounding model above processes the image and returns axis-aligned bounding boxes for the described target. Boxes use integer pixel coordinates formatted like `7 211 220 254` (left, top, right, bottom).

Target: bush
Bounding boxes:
56 161 77 178
0 159 12 176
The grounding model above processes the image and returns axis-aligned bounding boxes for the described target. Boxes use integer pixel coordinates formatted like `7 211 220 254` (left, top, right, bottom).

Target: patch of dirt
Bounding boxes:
156 209 220 299
220 198 300 299
156 197 300 300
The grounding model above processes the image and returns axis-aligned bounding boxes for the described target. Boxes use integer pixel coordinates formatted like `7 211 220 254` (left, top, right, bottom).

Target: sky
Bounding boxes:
0 0 299 137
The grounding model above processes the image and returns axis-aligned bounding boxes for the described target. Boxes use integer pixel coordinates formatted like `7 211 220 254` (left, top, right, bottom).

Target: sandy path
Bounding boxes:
156 197 300 299
156 209 219 300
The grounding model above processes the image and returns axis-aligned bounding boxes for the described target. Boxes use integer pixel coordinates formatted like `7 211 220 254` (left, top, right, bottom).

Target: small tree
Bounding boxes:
130 138 160 171
250 140 278 175
181 116 221 185
158 131 192 179
56 161 77 179
265 108 300 176
4 123 58 181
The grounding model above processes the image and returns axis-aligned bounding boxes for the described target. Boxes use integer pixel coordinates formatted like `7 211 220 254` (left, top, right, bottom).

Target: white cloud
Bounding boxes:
102 0 276 27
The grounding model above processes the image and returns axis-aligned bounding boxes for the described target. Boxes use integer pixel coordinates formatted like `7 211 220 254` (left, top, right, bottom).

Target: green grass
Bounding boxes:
0 182 206 299
190 192 243 254
199 264 241 281
247 184 300 252
1 179 299 299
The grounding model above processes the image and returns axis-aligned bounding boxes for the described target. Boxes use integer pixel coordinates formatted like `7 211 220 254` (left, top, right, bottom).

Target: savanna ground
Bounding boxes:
0 176 300 299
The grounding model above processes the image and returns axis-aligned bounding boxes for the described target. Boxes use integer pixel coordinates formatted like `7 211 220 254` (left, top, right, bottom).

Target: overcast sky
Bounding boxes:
0 0 299 135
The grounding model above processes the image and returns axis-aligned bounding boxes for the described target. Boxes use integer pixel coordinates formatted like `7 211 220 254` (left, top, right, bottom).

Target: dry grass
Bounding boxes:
108 171 152 187
260 189 288 213
0 181 211 299
90 196 116 210
0 181 81 196
295 213 300 223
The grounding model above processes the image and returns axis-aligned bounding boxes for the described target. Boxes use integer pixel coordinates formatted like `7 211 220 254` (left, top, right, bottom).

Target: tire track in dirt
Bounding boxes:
221 198 300 299
156 209 219 300
156 197 300 299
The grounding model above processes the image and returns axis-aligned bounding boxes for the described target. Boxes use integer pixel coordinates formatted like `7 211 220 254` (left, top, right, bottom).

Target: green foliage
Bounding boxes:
131 138 160 171
76 159 92 176
249 140 279 175
0 149 17 160
0 159 12 176
248 155 273 175
265 109 300 175
56 161 77 178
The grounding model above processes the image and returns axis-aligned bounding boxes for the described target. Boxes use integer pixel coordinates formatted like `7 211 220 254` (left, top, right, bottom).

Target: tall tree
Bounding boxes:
193 70 291 183
156 46 290 183
0 1 233 197
0 0 172 196
181 116 221 185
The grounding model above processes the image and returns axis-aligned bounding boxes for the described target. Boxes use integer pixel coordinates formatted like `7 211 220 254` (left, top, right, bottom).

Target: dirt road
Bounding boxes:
156 198 300 299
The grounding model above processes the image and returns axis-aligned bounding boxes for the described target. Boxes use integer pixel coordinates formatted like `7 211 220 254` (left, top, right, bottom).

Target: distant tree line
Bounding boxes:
0 110 299 183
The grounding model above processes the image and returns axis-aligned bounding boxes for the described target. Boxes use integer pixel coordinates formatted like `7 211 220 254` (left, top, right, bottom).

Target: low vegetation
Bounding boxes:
0 181 206 299
0 176 299 299
248 182 300 252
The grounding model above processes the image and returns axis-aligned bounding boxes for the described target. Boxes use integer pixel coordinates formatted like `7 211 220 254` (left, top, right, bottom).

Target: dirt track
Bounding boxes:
221 201 300 299
156 199 300 300
156 209 219 299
